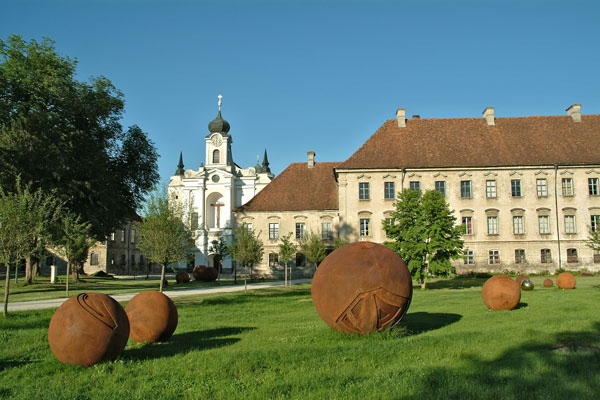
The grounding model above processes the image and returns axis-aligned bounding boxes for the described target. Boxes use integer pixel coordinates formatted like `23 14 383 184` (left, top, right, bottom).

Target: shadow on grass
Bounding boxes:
405 322 600 399
0 360 31 372
514 302 528 309
425 277 487 290
123 327 256 361
399 312 463 335
176 287 312 307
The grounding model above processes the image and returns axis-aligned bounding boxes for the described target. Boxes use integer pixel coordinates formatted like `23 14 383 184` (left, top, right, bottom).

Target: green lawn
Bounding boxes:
1 276 599 399
3 275 266 303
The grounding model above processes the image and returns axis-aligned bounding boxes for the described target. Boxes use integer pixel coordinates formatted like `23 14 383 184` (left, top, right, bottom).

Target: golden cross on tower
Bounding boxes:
218 94 222 112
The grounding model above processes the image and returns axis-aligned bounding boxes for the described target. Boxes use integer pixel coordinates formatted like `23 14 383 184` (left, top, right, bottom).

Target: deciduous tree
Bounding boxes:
0 179 59 316
384 189 465 289
0 35 158 241
298 231 327 270
278 233 296 287
136 187 196 293
228 225 264 290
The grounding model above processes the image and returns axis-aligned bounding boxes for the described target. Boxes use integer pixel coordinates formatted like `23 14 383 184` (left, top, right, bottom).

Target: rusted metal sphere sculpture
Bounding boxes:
48 293 130 366
311 241 413 335
556 272 576 290
125 291 178 343
176 271 190 283
481 275 521 310
521 279 534 291
515 275 530 287
543 278 554 287
192 265 218 282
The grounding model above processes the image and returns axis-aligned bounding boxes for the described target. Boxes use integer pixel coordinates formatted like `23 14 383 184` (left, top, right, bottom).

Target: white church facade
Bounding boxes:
169 96 273 270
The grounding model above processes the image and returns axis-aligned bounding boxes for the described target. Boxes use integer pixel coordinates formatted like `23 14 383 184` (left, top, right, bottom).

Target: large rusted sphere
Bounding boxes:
125 291 178 343
543 278 554 287
176 271 190 283
556 272 576 290
515 275 530 287
311 241 412 335
521 280 534 291
48 293 130 366
481 275 521 310
192 265 218 281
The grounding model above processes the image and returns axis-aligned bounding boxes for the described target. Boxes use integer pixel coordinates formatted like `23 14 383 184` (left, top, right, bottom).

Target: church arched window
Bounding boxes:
213 149 220 164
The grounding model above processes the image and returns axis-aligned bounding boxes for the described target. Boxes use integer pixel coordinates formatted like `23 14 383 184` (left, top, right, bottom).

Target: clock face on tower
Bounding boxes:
211 135 222 147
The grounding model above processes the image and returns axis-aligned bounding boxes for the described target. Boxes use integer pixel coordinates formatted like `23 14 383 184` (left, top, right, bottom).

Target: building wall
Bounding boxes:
235 209 340 277
337 164 600 273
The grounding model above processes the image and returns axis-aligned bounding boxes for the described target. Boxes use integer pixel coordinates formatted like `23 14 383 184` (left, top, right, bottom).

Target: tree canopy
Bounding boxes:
0 35 158 239
384 189 465 289
228 225 264 277
298 231 327 268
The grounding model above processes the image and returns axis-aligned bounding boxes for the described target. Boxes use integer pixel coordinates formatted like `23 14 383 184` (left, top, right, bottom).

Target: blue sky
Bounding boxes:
2 0 599 181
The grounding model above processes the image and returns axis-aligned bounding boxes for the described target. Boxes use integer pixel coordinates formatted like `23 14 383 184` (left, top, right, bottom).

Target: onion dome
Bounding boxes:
208 110 230 134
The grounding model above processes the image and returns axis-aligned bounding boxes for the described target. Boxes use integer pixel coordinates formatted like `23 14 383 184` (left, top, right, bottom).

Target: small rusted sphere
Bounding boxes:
125 291 178 343
48 293 130 366
192 265 218 282
515 275 530 287
543 278 554 287
311 241 413 335
175 271 190 283
521 279 534 291
556 272 576 290
481 275 521 310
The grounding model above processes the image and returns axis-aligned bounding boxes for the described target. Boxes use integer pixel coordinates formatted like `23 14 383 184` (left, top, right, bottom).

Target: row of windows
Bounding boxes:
110 229 136 243
90 253 146 266
357 178 600 200
245 222 334 241
268 252 305 267
464 248 600 265
462 215 600 235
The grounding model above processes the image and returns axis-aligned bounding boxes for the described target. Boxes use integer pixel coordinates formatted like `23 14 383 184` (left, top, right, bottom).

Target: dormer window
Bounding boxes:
213 149 220 164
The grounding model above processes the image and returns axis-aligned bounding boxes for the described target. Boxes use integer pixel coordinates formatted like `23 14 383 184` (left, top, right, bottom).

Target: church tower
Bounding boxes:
205 94 233 168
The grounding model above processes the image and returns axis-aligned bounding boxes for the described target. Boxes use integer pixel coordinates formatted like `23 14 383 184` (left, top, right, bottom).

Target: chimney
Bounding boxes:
307 151 315 168
483 107 495 126
396 108 406 128
412 115 420 119
566 104 581 122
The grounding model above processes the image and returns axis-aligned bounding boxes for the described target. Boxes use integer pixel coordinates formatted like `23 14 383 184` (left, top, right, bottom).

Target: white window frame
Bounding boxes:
384 182 395 200
513 216 524 234
487 216 499 235
359 218 370 237
462 216 473 235
486 180 497 198
562 178 574 196
489 250 500 264
536 178 548 197
295 222 305 239
538 215 550 234
464 249 474 265
564 215 576 234
269 223 279 240
359 182 370 200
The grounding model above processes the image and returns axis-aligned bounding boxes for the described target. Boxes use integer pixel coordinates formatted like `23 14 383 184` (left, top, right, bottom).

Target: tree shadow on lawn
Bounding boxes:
404 322 600 400
425 277 488 290
123 327 256 361
176 287 312 307
398 312 463 336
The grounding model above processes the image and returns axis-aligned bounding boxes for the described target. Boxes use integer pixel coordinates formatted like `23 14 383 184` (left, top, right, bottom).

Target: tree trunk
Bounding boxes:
159 263 166 293
65 262 70 297
32 256 40 279
14 262 18 284
25 257 32 285
289 265 293 288
421 263 429 290
284 262 288 288
3 263 10 317
72 263 79 283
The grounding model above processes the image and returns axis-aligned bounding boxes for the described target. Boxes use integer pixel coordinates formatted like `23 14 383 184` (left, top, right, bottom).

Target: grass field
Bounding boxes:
1 276 599 399
3 275 263 303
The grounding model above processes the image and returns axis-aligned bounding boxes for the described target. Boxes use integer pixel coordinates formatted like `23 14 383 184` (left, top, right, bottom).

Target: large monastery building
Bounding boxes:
235 104 600 276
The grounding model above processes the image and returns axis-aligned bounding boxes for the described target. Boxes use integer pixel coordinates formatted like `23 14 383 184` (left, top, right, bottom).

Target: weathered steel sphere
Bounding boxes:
543 278 554 287
556 272 576 290
192 265 218 281
515 275 530 287
175 271 190 283
481 275 521 310
48 293 130 366
125 291 178 343
521 279 534 291
311 241 412 335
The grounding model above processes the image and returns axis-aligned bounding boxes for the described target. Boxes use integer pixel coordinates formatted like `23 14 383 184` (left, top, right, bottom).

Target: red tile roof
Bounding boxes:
235 162 340 212
338 115 600 169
